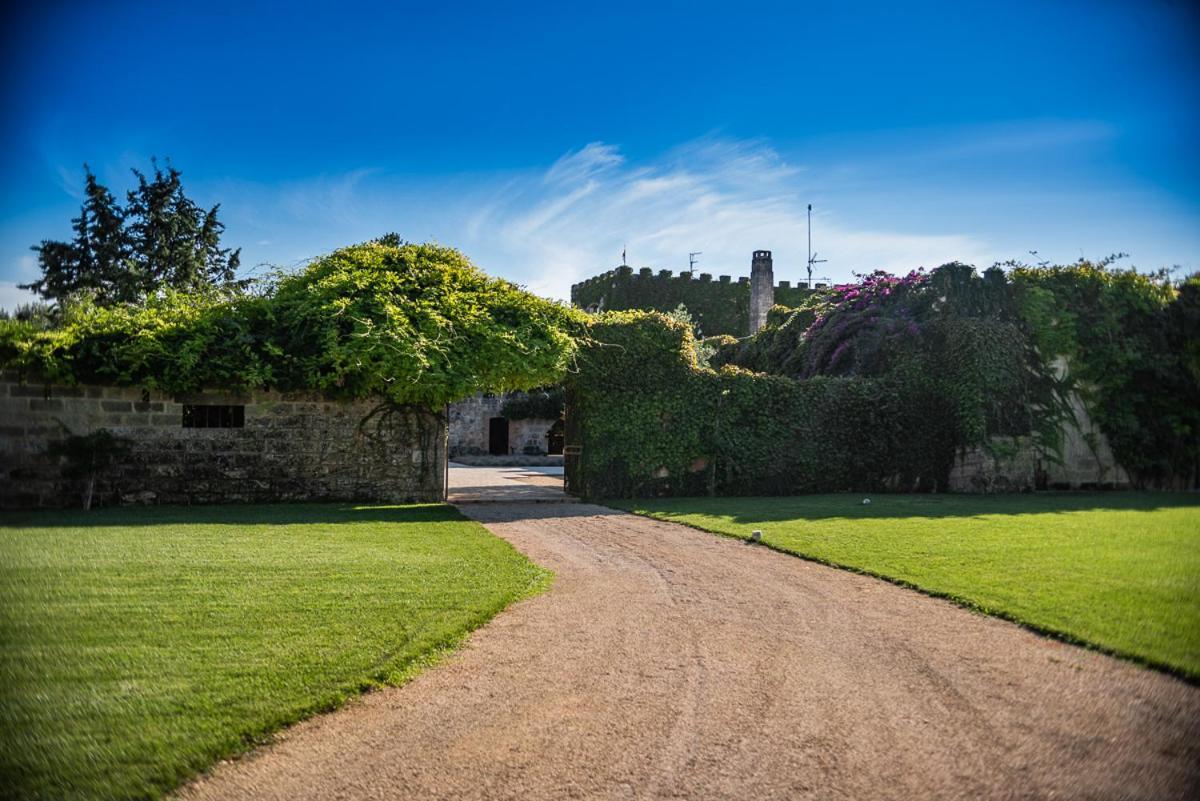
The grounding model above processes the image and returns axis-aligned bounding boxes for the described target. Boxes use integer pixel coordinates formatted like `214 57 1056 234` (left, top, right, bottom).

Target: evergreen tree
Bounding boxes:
124 161 239 294
21 160 240 305
22 166 129 303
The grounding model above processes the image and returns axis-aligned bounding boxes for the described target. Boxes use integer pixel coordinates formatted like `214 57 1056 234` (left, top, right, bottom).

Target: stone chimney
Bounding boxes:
748 250 774 335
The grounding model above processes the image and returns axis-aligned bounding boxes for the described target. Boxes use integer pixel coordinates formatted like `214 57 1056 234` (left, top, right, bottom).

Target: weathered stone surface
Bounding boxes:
0 379 446 509
748 250 774 335
948 437 1038 493
447 393 557 457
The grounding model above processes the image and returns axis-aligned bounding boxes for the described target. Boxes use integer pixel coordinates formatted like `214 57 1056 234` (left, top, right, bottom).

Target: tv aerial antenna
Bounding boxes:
688 251 702 274
807 204 827 287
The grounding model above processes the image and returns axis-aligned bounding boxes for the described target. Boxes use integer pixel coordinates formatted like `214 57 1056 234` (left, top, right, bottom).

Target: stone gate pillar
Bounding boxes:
748 250 774 335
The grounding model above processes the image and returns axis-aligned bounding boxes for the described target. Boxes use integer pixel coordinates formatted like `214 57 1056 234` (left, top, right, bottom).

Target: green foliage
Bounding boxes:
501 386 565 420
571 265 814 336
567 311 957 498
572 259 1198 497
1009 260 1199 486
568 264 1064 499
618 493 1200 680
0 301 58 329
1 241 583 411
0 503 551 800
20 161 241 305
663 303 720 366
266 242 581 407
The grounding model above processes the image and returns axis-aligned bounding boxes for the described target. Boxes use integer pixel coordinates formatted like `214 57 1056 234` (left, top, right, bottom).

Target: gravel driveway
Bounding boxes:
178 503 1200 800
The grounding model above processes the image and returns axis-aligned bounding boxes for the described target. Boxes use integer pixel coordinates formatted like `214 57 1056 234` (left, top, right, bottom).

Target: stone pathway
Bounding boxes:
446 463 572 503
178 502 1200 800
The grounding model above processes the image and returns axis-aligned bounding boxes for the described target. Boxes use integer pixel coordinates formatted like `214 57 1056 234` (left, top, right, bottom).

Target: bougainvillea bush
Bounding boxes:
0 241 583 410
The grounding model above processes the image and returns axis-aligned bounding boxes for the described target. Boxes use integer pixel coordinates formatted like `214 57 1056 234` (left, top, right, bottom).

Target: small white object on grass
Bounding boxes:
751 530 763 543
862 498 872 505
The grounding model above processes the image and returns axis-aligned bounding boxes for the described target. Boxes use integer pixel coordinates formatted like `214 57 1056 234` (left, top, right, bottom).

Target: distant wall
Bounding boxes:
0 375 445 509
510 418 558 455
447 393 557 457
567 316 1141 499
571 264 816 336
448 393 504 456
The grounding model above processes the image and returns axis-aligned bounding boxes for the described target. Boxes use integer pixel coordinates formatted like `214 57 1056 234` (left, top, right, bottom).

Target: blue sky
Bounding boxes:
2 0 1198 308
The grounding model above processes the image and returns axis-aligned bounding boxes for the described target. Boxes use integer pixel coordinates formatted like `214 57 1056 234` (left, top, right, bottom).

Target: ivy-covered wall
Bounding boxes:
570 265 815 336
569 260 1199 499
567 312 959 499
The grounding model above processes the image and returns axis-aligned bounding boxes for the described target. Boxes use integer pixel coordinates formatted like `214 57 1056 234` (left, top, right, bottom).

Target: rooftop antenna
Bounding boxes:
807 204 827 287
688 251 702 274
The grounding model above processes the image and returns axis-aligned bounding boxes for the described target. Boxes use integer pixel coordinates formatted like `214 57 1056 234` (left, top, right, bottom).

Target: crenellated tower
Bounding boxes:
748 250 774 335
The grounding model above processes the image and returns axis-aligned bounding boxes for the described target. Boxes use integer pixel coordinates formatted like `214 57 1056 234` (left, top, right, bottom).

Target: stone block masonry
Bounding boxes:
0 375 446 509
748 250 774 335
447 392 558 457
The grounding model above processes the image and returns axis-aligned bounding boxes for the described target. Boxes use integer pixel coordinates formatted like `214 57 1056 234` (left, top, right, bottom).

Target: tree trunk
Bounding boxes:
83 473 95 511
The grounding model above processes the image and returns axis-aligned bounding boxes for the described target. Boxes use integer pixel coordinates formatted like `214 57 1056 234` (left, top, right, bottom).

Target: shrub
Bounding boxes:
0 241 584 411
501 387 564 420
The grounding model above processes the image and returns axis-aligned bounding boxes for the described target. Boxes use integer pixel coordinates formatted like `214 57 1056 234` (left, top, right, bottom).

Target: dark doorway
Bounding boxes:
488 417 509 455
546 419 564 455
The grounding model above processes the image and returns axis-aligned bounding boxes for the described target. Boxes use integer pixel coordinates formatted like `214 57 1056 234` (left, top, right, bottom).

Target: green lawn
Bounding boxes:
0 503 550 801
613 493 1200 680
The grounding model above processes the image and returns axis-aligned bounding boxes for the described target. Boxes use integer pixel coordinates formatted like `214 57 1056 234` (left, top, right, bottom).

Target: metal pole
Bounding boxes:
807 204 813 287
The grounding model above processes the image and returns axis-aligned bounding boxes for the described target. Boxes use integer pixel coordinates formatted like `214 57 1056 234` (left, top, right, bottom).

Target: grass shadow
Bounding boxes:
607 491 1200 523
0 501 464 529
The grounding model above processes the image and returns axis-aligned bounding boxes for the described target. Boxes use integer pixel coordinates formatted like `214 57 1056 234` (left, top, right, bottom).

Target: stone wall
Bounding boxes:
948 437 1039 492
1043 360 1131 489
447 392 557 457
448 393 504 456
509 417 558 455
0 375 446 509
948 385 1132 493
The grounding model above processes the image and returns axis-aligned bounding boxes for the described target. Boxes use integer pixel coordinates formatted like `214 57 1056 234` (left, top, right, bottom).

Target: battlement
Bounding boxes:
570 267 804 298
570 255 816 336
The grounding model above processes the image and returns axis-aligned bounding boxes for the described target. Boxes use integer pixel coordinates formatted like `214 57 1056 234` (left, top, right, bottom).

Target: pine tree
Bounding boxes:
124 160 240 295
22 166 128 303
22 160 240 305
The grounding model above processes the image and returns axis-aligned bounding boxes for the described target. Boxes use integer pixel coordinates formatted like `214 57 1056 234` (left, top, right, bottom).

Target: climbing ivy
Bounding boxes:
569 261 1199 498
0 241 584 411
568 311 960 498
1009 260 1199 487
501 387 565 420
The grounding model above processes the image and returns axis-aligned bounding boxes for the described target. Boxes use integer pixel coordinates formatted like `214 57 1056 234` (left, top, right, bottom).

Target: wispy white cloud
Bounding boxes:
12 128 1195 314
0 282 39 313
0 137 1005 309
457 138 991 298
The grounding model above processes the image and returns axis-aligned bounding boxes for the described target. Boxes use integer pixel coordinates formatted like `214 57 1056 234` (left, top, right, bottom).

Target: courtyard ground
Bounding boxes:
0 504 549 801
447 463 568 503
179 502 1200 801
614 492 1200 679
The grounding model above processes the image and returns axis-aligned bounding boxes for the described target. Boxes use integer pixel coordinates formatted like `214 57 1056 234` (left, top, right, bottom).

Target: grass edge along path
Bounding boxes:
609 493 1200 683
0 502 552 801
